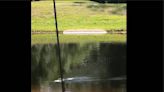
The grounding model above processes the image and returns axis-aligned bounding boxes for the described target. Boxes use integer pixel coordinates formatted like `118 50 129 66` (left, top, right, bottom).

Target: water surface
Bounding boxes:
31 42 126 92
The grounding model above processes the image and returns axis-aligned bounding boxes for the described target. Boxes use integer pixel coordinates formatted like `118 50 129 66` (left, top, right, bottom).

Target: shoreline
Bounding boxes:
32 30 127 34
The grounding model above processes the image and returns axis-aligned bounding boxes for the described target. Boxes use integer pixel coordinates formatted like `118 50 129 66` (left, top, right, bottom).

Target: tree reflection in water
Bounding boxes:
31 42 126 92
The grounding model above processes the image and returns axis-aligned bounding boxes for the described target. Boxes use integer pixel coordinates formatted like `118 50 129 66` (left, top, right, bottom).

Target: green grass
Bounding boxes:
32 1 126 32
32 34 126 44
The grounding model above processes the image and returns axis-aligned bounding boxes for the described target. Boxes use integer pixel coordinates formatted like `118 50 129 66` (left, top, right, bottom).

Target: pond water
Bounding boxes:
31 42 126 92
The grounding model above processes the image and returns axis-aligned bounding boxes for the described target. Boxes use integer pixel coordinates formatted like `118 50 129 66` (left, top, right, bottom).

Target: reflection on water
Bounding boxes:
31 42 126 92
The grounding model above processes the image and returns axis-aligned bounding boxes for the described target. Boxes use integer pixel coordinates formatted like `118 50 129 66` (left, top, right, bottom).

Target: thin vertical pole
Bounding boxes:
52 0 65 92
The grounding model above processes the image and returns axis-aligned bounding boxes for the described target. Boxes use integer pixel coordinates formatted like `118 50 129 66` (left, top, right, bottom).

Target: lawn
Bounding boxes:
32 34 126 44
32 1 126 32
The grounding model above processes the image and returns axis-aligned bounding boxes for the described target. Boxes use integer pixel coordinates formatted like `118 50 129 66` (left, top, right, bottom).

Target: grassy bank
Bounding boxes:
32 34 126 44
32 1 126 32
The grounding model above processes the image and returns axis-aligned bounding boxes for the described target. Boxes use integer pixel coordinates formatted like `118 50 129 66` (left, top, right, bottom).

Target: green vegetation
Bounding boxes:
32 1 126 32
32 1 126 45
32 34 126 44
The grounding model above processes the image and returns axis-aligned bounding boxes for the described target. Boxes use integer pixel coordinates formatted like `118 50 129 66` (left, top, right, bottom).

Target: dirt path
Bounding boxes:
31 30 126 34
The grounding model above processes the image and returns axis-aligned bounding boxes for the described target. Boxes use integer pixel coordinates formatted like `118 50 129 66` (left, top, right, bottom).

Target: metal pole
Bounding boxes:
52 0 65 92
